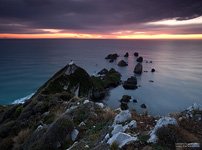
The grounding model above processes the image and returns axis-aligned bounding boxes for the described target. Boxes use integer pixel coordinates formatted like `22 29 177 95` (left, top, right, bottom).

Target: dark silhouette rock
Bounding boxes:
151 68 155 72
118 60 128 67
149 80 154 82
97 68 108 75
133 99 138 103
105 53 119 60
123 76 137 90
134 52 139 57
150 61 152 63
144 71 148 73
109 59 114 63
146 61 149 63
136 56 143 63
120 95 131 103
134 63 143 74
141 104 147 109
124 52 129 57
120 103 129 110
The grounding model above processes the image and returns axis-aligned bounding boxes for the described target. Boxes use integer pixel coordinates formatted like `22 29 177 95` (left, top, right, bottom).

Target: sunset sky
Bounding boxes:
0 0 202 39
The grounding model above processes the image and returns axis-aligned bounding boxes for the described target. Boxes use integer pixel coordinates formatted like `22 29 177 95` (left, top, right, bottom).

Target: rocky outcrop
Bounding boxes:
134 63 143 74
118 60 128 67
123 76 137 89
97 68 108 75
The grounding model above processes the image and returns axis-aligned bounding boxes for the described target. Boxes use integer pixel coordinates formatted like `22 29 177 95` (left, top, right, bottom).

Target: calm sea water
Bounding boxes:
0 39 202 115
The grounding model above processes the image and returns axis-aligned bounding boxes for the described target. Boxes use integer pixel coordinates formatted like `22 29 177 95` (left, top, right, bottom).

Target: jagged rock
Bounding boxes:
105 53 119 60
134 52 139 57
123 76 137 89
97 68 108 75
107 132 137 148
147 117 177 143
136 56 143 63
118 60 128 67
134 63 143 74
124 52 129 57
151 68 155 72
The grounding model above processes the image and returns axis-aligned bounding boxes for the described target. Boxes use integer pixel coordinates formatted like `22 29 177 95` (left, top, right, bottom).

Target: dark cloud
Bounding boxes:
0 0 202 34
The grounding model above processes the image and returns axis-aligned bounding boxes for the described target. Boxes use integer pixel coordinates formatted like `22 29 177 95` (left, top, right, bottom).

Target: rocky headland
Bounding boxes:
0 54 201 150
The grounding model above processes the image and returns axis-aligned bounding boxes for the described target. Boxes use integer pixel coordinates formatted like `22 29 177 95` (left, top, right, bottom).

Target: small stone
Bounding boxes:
141 104 147 109
151 68 155 72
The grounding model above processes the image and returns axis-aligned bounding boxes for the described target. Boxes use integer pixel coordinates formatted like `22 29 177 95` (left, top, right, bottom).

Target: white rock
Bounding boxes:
83 100 90 104
114 110 132 124
71 129 79 142
65 106 78 113
95 102 105 108
36 125 43 131
147 117 177 143
128 120 137 129
84 145 89 148
111 125 124 135
107 132 137 148
78 121 86 127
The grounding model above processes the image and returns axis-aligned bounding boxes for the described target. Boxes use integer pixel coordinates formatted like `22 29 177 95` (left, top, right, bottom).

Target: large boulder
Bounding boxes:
118 60 128 67
123 76 137 90
134 63 143 74
136 56 143 63
120 95 132 103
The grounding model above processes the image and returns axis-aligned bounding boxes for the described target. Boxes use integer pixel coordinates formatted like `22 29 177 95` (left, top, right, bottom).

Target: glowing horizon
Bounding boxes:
0 33 202 39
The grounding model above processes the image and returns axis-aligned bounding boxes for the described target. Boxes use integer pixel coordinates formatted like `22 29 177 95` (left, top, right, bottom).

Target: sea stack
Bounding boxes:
134 63 143 74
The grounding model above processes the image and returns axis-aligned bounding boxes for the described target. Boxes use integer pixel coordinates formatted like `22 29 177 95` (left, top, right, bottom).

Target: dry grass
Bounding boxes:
13 128 30 145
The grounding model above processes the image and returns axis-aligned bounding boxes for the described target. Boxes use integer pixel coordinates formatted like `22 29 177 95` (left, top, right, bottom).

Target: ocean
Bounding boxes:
0 39 202 115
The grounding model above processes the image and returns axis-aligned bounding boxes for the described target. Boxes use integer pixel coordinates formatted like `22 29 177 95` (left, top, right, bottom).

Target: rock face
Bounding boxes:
123 76 137 89
24 114 74 150
124 52 129 57
41 64 93 97
136 56 143 63
105 53 119 60
118 60 128 67
134 63 143 74
134 52 139 57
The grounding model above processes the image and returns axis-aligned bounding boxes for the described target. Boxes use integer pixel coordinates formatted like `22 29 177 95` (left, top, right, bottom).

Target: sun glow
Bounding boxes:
0 32 202 39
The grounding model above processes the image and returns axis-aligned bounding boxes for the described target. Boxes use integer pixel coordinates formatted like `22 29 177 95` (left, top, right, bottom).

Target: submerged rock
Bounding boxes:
118 60 128 67
136 56 143 63
124 52 129 57
123 76 137 90
141 104 147 109
134 63 143 74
